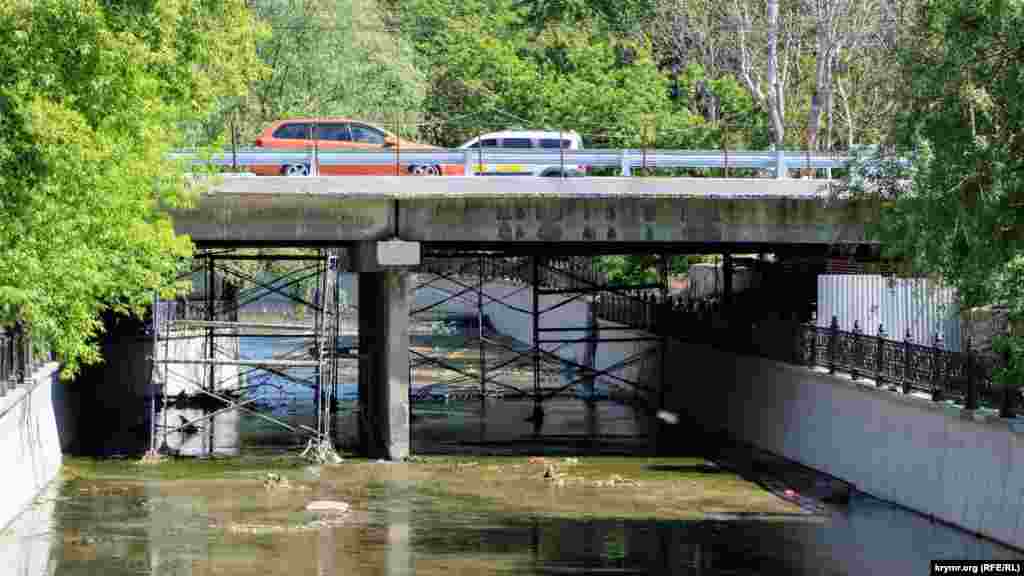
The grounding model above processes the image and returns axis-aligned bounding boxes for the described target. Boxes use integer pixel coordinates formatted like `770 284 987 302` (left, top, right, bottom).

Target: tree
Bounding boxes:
731 0 802 149
193 0 426 145
875 0 1024 388
0 0 265 376
400 0 698 148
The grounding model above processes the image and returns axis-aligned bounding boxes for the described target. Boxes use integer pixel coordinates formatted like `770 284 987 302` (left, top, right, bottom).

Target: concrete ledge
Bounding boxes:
194 175 840 199
0 362 63 533
665 342 1024 550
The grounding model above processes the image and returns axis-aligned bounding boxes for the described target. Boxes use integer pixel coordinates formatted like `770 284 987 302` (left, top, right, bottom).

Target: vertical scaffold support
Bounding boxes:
655 253 669 455
304 248 343 464
530 254 544 436
205 252 216 453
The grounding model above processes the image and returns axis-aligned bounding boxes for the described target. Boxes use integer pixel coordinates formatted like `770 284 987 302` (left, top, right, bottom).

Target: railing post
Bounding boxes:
875 324 886 388
0 328 8 397
902 328 913 395
774 147 786 180
463 149 474 177
1000 345 1015 419
828 315 839 374
965 337 978 411
620 149 632 177
850 321 862 381
13 321 26 386
792 321 803 365
932 332 945 402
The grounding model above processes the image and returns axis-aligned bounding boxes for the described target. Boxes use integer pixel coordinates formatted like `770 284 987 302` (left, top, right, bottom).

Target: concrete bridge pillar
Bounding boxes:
357 269 412 460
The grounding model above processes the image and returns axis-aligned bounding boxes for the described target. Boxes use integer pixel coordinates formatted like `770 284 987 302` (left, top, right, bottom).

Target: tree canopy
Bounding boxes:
873 0 1024 383
0 0 265 376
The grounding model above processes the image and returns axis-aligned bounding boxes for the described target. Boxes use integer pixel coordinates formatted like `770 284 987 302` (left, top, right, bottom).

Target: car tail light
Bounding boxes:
255 137 265 147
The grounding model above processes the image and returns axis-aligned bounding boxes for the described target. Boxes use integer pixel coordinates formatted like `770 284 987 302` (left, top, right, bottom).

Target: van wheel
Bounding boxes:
282 164 310 177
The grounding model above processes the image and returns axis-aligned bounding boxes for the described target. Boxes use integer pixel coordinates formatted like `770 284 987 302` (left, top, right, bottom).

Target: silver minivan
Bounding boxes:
458 130 587 176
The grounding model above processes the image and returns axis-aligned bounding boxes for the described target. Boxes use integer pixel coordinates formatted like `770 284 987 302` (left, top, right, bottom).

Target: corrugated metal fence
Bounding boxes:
816 275 962 352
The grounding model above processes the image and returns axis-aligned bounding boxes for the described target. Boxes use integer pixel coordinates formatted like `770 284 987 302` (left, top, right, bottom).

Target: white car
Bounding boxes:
458 130 587 177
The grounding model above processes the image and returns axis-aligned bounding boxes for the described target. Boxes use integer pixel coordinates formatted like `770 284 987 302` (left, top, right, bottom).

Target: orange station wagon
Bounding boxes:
251 118 465 176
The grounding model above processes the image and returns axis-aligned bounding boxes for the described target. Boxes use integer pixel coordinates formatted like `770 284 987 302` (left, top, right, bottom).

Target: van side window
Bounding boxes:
540 139 571 149
350 123 386 144
481 139 499 148
317 123 351 141
273 123 311 139
502 138 533 148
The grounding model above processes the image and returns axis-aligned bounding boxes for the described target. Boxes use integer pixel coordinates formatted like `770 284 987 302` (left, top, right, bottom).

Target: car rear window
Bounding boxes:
273 123 312 139
501 138 533 148
540 139 572 149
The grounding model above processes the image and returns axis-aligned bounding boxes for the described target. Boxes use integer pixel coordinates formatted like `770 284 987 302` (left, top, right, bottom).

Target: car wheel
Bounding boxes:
408 164 440 176
282 164 310 177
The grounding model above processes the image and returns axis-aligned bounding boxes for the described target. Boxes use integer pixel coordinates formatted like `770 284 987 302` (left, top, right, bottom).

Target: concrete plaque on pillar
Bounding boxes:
377 240 420 267
351 240 421 272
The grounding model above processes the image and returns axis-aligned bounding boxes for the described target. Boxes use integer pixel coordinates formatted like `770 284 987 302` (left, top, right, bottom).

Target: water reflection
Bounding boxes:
157 407 240 457
1 460 1022 575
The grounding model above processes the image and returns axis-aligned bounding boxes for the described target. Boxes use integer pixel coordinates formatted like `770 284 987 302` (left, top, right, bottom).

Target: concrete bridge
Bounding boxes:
169 176 879 250
163 174 882 458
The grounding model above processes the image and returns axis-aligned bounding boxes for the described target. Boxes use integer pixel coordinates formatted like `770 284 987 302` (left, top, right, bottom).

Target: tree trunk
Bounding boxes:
766 0 785 147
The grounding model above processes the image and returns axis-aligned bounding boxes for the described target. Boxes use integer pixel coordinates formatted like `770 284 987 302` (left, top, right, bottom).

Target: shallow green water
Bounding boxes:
8 336 1021 575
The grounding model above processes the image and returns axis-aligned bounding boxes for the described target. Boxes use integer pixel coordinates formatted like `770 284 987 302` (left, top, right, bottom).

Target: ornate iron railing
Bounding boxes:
590 289 1015 417
0 323 50 397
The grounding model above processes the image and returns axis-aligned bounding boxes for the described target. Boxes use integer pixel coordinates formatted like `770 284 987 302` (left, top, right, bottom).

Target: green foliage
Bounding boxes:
0 0 263 376
873 0 1024 389
400 0 719 148
196 0 425 144
594 255 690 285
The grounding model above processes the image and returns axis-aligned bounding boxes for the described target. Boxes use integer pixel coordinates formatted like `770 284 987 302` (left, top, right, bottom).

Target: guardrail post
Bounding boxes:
932 332 944 402
1000 345 1015 419
902 328 913 395
875 324 886 388
965 337 978 410
620 150 632 177
850 321 861 381
774 147 787 179
828 316 839 374
463 150 474 177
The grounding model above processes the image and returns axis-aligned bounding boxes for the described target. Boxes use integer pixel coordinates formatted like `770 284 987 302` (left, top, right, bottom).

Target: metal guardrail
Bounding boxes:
168 148 853 178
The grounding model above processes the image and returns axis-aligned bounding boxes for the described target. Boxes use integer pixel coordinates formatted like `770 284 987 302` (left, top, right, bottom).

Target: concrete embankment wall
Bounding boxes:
0 362 63 533
661 339 1024 549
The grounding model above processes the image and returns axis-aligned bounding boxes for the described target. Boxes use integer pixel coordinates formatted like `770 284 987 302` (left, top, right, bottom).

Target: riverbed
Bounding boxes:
2 334 1021 575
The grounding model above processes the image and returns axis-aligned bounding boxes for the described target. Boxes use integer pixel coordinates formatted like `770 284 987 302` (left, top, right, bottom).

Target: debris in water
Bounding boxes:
263 473 292 490
305 500 350 514
656 410 679 425
138 451 165 465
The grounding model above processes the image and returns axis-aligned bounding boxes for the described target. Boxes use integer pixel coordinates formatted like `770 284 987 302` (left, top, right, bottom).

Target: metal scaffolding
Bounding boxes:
146 248 344 463
144 246 674 459
410 250 669 443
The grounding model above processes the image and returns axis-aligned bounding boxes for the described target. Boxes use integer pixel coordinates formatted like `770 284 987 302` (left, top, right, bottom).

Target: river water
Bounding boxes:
1 337 1021 575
